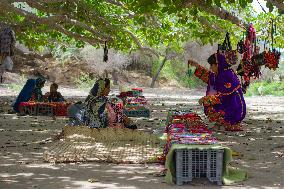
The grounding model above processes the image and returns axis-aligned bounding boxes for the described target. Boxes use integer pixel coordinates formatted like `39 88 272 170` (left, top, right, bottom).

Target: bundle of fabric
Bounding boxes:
131 88 143 96
166 123 187 134
108 96 124 123
170 133 217 145
122 94 150 117
117 88 144 99
162 110 218 160
44 126 164 163
50 102 71 116
117 91 135 99
18 101 71 116
124 96 148 109
264 49 281 70
19 101 37 115
165 109 193 125
166 124 216 145
236 24 281 92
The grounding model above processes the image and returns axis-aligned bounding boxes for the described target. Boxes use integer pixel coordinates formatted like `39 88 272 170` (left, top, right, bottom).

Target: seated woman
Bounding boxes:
188 53 246 131
44 83 65 102
13 77 46 112
30 77 46 102
68 78 136 129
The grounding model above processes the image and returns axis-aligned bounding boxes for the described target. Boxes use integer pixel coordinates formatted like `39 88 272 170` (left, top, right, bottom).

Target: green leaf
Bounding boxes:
214 0 222 7
206 0 213 6
266 2 274 12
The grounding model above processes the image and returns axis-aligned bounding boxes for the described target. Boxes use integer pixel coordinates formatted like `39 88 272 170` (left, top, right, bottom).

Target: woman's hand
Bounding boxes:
188 59 199 68
198 97 204 105
123 115 130 125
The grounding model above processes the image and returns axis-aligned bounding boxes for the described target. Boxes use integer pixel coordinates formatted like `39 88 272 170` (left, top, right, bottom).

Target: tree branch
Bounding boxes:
182 0 247 28
197 16 225 32
123 29 160 57
1 1 107 45
104 0 124 7
266 0 284 13
16 0 110 40
15 48 52 60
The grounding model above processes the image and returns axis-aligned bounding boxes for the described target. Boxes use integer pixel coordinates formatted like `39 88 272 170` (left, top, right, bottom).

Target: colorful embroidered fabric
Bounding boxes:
194 65 209 83
18 102 71 116
51 102 70 116
109 96 124 123
123 96 149 113
264 50 280 70
163 110 218 159
224 50 238 65
118 89 144 99
201 95 221 107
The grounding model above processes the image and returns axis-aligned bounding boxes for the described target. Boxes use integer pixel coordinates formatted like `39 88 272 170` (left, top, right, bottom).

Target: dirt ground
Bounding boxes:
0 87 283 189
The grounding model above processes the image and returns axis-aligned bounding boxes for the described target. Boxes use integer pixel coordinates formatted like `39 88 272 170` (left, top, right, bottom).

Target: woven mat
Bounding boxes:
43 126 164 163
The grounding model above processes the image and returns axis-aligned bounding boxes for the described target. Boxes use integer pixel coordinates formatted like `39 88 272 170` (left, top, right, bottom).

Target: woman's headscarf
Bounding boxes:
13 79 36 112
90 78 107 97
35 77 46 88
216 53 231 73
215 53 241 95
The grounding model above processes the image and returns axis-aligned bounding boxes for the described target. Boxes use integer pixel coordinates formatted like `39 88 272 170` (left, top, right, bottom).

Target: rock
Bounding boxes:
88 178 99 183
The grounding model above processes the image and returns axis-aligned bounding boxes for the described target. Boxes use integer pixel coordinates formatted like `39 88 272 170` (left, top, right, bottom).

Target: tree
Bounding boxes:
1 0 283 87
1 0 277 52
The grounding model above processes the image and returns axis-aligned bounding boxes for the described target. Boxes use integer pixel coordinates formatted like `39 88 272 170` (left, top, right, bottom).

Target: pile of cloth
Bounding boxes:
19 101 71 116
163 109 248 185
117 88 150 117
163 109 217 158
108 96 124 123
124 96 148 110
117 88 143 99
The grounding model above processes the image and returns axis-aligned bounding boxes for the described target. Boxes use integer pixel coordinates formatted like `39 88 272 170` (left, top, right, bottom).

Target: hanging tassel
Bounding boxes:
103 41 108 62
271 19 274 50
226 32 232 51
187 62 192 77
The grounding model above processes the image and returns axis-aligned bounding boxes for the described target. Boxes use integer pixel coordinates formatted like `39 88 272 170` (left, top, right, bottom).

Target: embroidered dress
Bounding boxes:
85 95 109 128
0 27 16 56
194 54 246 131
84 79 109 128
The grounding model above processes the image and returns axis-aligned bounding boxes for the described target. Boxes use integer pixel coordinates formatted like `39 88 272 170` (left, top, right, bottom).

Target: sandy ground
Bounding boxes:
0 87 284 189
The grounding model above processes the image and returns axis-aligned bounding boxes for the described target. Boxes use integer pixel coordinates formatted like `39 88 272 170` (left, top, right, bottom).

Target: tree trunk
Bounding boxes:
150 57 167 88
104 70 108 78
111 70 118 85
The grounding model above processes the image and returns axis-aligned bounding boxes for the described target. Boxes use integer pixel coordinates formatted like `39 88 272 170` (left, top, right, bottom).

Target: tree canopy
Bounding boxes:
0 0 284 53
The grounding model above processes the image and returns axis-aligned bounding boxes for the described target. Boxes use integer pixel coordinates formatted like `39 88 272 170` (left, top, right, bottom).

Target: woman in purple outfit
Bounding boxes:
188 53 246 131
